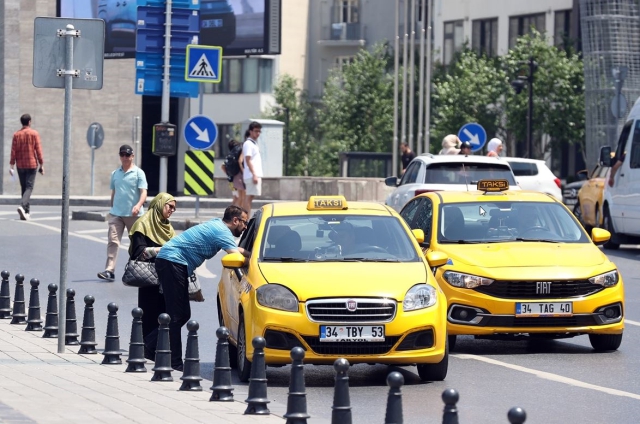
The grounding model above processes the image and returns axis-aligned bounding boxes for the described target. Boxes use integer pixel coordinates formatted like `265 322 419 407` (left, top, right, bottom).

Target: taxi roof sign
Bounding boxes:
307 196 348 211
477 179 509 192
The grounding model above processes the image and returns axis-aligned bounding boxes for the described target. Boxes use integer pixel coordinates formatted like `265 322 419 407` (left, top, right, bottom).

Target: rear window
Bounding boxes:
424 163 517 185
508 161 539 176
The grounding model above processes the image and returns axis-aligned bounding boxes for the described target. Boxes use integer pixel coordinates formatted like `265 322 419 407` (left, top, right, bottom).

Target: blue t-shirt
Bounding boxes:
110 166 148 217
157 218 237 275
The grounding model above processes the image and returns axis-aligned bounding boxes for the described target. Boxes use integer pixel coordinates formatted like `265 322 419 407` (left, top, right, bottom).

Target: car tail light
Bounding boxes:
415 189 438 196
554 178 562 189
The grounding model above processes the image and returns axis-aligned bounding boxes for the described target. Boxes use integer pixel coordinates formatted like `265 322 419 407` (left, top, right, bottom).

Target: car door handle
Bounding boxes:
620 173 625 177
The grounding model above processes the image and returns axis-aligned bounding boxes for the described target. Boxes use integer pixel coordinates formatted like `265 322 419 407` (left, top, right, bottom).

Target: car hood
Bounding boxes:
258 262 429 301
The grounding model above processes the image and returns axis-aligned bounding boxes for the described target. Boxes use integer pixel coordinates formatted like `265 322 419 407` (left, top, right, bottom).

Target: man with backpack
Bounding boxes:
221 138 244 207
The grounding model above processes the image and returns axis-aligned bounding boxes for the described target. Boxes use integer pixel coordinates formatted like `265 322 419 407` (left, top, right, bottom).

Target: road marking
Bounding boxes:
454 354 640 400
23 221 129 251
625 319 640 327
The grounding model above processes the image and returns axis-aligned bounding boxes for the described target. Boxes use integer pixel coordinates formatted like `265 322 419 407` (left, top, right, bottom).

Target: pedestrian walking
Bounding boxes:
221 138 245 207
439 134 461 155
487 138 504 157
243 122 263 215
127 192 176 360
9 114 44 221
153 205 250 371
400 142 415 175
97 145 148 281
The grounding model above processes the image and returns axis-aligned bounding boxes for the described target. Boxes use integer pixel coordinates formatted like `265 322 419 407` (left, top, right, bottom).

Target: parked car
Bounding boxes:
384 154 519 212
576 163 611 231
504 157 562 201
563 173 588 211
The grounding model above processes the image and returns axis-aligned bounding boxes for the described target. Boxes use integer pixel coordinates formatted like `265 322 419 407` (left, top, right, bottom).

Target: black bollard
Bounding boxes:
210 326 234 402
331 358 352 424
0 270 12 319
384 372 404 424
151 313 173 382
42 284 58 338
244 337 270 415
78 295 97 354
101 302 122 364
25 278 43 331
508 407 527 424
441 388 459 424
65 289 79 345
10 274 27 325
179 320 203 391
283 346 310 424
125 307 146 372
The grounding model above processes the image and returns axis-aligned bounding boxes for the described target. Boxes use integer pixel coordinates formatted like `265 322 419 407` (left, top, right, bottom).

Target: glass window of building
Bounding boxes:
259 59 273 93
334 56 354 72
443 20 464 65
554 10 572 48
508 13 546 49
242 58 259 93
202 58 274 94
336 0 359 23
472 18 498 57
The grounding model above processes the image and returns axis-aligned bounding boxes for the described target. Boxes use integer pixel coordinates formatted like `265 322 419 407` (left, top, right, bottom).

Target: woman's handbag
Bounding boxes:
188 273 205 302
122 259 159 288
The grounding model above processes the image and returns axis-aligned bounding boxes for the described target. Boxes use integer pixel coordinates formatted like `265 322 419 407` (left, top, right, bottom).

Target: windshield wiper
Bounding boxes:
341 258 401 262
262 257 311 262
514 238 559 243
441 240 484 244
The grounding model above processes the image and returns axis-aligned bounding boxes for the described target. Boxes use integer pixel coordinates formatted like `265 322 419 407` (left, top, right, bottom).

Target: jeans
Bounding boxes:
17 168 37 214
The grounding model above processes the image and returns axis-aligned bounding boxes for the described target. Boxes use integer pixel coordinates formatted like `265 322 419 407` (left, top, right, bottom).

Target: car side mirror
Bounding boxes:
412 229 425 244
426 251 448 268
591 228 611 245
385 176 399 187
222 252 245 268
577 170 588 181
599 146 612 167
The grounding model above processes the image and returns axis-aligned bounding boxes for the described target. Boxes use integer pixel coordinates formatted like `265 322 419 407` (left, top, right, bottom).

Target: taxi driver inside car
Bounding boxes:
217 195 450 383
398 179 624 352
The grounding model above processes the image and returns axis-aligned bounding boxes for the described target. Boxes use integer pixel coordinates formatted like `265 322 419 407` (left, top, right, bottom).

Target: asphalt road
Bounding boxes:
1 205 639 423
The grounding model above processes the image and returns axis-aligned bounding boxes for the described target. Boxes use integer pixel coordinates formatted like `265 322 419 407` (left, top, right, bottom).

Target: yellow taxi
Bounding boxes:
398 180 625 351
576 162 611 230
217 196 449 382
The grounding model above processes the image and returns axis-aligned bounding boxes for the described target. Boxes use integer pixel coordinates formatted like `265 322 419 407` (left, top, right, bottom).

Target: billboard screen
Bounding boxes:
57 0 281 59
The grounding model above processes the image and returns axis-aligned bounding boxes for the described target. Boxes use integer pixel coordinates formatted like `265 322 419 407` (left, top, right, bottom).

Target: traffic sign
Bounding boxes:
86 123 104 149
185 45 222 83
458 122 487 153
184 115 218 150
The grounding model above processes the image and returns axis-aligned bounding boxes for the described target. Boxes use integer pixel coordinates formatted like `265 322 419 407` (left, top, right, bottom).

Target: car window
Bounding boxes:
508 161 538 176
238 210 261 253
400 198 422 226
614 120 632 164
400 197 433 242
630 120 640 169
399 161 421 185
424 163 517 185
437 201 589 243
260 215 421 262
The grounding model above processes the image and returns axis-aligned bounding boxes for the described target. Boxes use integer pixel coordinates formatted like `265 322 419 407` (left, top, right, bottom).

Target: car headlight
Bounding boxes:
589 270 619 287
403 284 437 311
443 271 494 289
256 284 299 312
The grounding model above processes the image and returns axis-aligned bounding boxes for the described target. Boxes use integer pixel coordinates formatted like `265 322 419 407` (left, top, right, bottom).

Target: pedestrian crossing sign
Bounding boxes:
185 45 222 83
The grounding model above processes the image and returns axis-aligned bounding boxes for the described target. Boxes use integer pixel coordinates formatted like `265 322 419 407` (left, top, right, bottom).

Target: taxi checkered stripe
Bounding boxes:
184 150 215 195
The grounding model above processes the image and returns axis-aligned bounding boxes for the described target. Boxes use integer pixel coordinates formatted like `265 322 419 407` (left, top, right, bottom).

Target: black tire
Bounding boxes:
589 333 623 352
603 206 620 250
448 334 457 352
236 314 252 382
417 343 448 381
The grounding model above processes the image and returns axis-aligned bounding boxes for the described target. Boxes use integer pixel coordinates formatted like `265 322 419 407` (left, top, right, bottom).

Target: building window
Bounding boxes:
335 0 359 23
203 58 274 94
443 20 464 65
554 10 572 48
508 13 546 49
334 56 354 72
472 18 498 57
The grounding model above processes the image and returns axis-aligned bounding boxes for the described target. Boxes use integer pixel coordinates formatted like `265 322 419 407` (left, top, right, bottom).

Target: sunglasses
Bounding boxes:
119 152 132 157
166 204 176 211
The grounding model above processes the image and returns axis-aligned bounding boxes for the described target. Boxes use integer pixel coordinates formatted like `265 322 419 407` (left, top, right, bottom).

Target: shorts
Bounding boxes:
244 177 262 196
232 172 245 191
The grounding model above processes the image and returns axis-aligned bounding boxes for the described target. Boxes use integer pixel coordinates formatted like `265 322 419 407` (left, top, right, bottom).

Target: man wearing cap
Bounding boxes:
98 145 148 281
459 141 472 156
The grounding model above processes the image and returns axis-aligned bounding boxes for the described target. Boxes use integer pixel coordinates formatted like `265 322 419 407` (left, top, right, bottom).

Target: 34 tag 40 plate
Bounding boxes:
516 302 573 317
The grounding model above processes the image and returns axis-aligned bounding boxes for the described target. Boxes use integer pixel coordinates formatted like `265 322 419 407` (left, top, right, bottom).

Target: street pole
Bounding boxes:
284 107 290 176
401 0 409 148
424 0 432 154
90 125 96 195
408 0 416 152
393 0 399 174
159 0 172 193
416 0 426 155
527 57 534 159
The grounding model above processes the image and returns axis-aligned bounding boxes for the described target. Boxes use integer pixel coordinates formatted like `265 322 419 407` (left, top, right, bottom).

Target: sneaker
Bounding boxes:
17 207 27 221
97 270 115 281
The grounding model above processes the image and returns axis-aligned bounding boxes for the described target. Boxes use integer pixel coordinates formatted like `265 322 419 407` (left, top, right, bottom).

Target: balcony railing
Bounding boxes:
330 22 362 41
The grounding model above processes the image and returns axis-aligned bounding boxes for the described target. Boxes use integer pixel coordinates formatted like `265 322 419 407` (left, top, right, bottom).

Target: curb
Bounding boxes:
71 210 216 230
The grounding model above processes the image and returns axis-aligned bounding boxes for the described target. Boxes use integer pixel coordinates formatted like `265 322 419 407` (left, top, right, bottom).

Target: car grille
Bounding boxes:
481 315 599 328
474 280 603 299
301 336 401 355
306 298 397 323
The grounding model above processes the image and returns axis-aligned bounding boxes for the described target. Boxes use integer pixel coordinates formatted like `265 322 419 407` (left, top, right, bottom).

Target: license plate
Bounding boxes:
320 325 385 342
202 19 223 28
516 302 573 317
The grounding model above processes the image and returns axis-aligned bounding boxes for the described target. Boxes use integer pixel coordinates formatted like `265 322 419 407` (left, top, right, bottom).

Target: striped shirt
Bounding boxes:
10 127 43 169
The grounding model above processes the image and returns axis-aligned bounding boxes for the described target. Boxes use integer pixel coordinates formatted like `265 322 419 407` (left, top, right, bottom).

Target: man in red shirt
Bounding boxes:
9 114 44 220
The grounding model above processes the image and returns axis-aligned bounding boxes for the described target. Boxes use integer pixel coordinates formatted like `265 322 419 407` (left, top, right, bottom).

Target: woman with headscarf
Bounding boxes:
439 134 461 155
487 138 504 157
128 192 176 360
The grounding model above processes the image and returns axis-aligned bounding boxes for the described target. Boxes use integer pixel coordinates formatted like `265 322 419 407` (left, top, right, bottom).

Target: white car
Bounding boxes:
504 157 562 201
384 154 519 212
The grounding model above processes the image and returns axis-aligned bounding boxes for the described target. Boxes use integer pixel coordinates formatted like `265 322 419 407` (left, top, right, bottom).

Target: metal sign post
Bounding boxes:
86 122 104 196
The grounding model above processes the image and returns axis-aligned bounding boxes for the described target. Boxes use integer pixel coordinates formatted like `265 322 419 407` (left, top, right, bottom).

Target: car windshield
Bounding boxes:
424 163 517 185
438 201 590 243
260 215 421 262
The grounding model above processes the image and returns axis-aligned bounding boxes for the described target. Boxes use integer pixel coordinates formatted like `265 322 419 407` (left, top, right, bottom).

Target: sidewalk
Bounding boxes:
0 319 285 424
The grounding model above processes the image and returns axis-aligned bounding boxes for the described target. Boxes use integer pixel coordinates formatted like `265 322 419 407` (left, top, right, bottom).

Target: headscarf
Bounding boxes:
487 138 503 157
439 134 461 155
128 193 176 252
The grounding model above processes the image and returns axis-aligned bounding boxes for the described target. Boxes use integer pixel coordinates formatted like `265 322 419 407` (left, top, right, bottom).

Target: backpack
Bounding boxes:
223 144 242 178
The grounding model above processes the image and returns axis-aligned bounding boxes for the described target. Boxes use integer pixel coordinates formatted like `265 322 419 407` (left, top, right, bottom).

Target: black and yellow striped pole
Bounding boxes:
184 150 215 217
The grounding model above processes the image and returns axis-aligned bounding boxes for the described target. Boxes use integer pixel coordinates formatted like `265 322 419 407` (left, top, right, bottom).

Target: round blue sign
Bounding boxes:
183 115 218 150
457 122 487 153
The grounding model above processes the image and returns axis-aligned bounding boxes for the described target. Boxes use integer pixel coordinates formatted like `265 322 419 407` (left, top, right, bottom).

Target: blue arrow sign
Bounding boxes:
458 122 487 153
185 45 222 83
184 115 218 150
